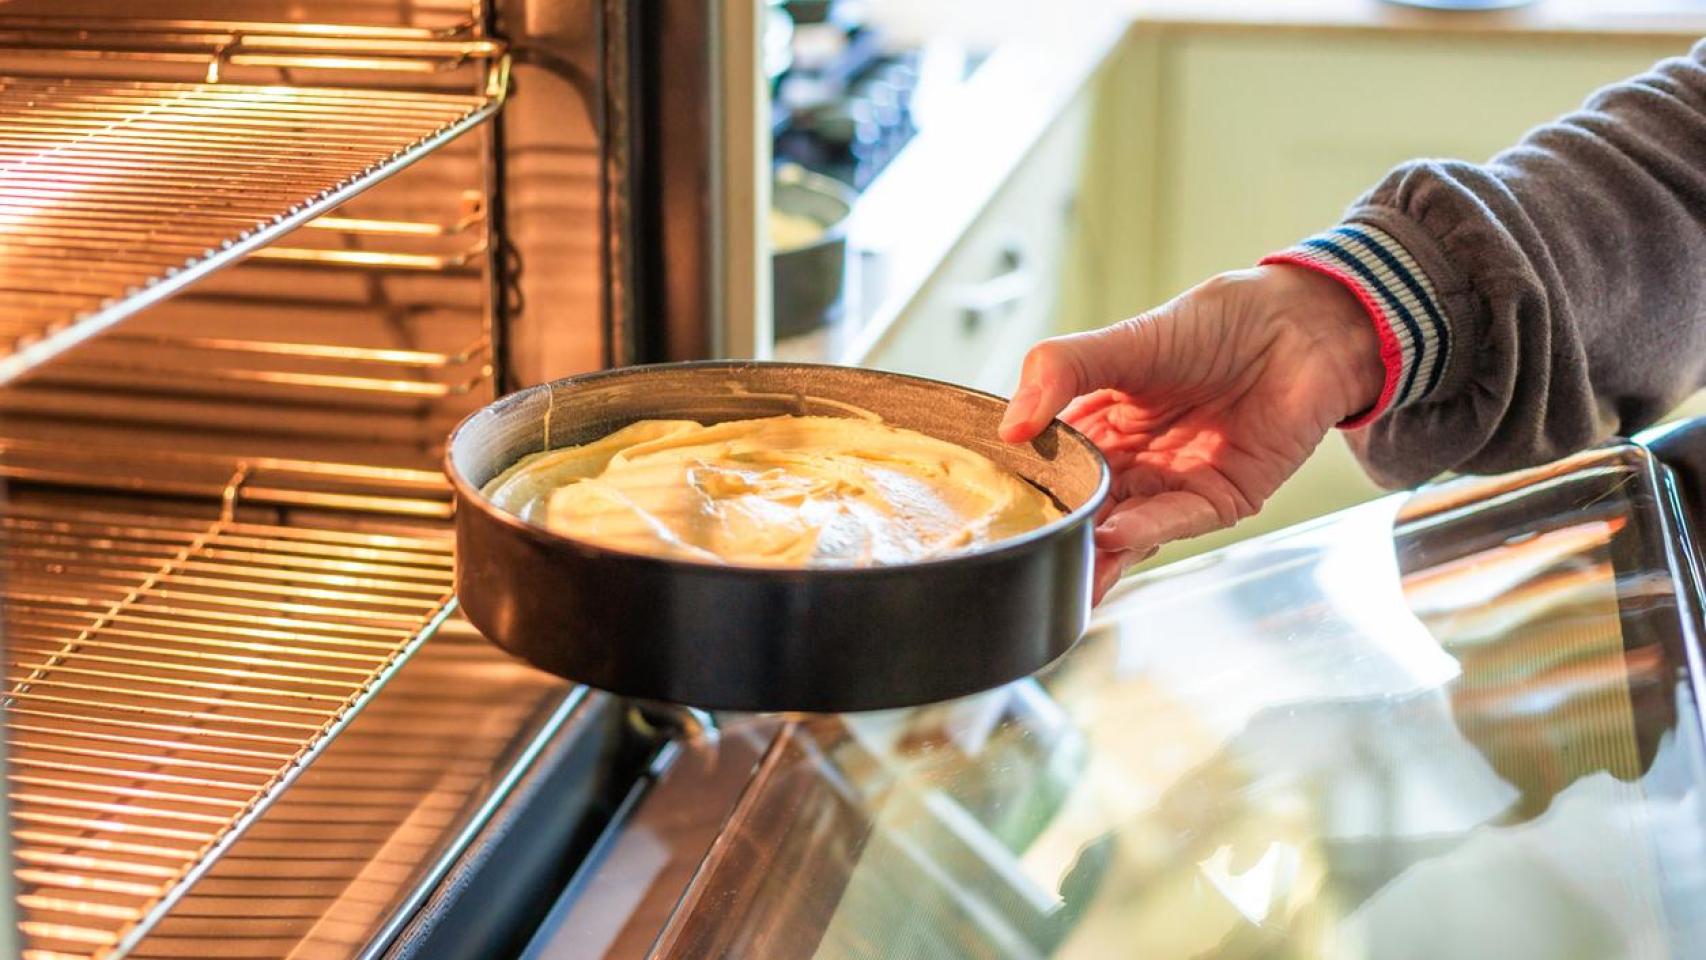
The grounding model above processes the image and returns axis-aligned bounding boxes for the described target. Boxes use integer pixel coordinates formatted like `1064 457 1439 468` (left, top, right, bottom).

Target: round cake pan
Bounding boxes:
445 361 1110 712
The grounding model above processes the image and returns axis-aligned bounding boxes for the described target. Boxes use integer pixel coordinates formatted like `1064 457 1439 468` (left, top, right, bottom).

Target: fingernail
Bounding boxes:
1093 519 1128 550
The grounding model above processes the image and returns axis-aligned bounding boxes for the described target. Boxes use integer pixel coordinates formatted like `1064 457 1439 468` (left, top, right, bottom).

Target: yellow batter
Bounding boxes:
481 415 1061 567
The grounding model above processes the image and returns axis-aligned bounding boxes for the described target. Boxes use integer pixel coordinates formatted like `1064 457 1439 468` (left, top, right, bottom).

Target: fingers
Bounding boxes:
999 319 1148 443
1091 546 1158 604
1092 553 1124 604
1060 389 1124 425
1091 487 1236 603
1094 491 1231 555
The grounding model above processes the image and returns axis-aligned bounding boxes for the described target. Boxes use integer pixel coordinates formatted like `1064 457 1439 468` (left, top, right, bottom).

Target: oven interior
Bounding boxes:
0 2 638 957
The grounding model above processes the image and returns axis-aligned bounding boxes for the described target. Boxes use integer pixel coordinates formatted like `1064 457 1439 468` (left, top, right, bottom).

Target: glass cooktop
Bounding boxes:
534 442 1706 960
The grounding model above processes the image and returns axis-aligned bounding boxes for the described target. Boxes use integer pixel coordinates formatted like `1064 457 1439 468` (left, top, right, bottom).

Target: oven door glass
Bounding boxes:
641 443 1706 960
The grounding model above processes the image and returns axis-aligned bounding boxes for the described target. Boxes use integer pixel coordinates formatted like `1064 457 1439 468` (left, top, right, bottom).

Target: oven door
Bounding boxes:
525 431 1706 959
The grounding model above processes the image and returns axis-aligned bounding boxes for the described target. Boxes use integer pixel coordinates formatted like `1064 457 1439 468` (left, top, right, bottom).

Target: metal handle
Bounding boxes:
959 241 1035 333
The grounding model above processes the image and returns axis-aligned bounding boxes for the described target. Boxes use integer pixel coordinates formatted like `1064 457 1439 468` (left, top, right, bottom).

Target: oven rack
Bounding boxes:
0 438 454 520
251 202 490 273
26 328 493 403
0 19 503 79
12 203 496 406
125 618 573 959
0 61 507 388
1 491 458 959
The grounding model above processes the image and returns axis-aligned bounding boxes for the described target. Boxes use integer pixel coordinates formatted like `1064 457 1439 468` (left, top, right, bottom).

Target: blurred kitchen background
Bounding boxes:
757 0 1706 566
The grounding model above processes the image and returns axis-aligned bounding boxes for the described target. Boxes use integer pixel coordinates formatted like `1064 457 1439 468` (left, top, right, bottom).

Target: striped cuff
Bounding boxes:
1260 223 1452 428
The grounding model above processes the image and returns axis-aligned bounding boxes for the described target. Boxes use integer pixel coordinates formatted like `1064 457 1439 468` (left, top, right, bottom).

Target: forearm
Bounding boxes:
1269 39 1706 488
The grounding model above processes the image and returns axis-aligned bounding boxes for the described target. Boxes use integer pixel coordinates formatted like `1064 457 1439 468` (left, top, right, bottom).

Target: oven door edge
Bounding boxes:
1641 418 1706 763
377 689 665 960
516 717 785 960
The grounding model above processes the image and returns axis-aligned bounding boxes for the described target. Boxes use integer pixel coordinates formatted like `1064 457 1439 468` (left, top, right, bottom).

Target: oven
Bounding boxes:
0 2 761 956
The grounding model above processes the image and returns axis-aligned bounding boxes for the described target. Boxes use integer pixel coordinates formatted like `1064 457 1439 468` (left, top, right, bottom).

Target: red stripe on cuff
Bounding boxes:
1258 253 1403 428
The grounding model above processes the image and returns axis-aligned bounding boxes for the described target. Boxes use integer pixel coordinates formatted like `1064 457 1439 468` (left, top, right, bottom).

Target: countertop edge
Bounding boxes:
836 19 1128 367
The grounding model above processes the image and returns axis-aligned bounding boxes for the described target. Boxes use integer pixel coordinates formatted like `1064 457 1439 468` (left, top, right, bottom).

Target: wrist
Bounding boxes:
1258 264 1386 423
1259 224 1453 427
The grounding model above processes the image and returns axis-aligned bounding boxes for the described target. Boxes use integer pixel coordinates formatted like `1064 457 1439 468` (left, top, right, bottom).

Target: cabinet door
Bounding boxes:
864 96 1091 393
1157 32 1689 297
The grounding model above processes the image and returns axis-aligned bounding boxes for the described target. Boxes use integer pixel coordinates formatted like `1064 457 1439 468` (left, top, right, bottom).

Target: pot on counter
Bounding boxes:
771 163 855 340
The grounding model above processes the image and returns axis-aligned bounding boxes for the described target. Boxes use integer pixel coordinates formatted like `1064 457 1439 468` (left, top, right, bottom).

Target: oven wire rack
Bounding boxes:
0 47 507 386
2 478 459 958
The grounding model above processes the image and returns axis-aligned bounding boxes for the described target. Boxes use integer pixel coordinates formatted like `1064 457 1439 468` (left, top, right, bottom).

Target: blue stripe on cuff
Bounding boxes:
1300 236 1428 405
1329 226 1450 398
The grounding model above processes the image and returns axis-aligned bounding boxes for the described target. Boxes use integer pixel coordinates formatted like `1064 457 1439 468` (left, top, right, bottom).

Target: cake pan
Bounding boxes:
445 361 1109 712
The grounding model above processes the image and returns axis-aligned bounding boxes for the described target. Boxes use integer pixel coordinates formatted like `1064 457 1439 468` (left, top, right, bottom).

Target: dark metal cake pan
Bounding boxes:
445 361 1109 712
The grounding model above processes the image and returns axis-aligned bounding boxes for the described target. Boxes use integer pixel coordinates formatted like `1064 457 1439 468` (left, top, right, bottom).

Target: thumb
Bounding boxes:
998 316 1154 443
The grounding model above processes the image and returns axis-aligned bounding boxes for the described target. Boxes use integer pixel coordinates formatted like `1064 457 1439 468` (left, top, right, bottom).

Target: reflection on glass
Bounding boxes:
657 448 1706 960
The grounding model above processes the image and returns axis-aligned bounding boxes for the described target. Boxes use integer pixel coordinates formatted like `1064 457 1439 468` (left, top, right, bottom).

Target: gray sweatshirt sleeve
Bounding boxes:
1262 39 1706 489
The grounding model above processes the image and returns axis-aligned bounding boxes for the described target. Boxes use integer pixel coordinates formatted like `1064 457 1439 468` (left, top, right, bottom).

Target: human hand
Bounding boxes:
999 265 1384 601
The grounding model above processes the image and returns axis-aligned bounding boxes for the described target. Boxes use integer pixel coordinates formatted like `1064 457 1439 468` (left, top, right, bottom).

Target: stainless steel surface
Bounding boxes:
597 0 765 366
379 690 660 960
482 0 606 386
520 717 782 960
553 440 1706 959
3 483 459 958
609 0 719 364
0 23 506 385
